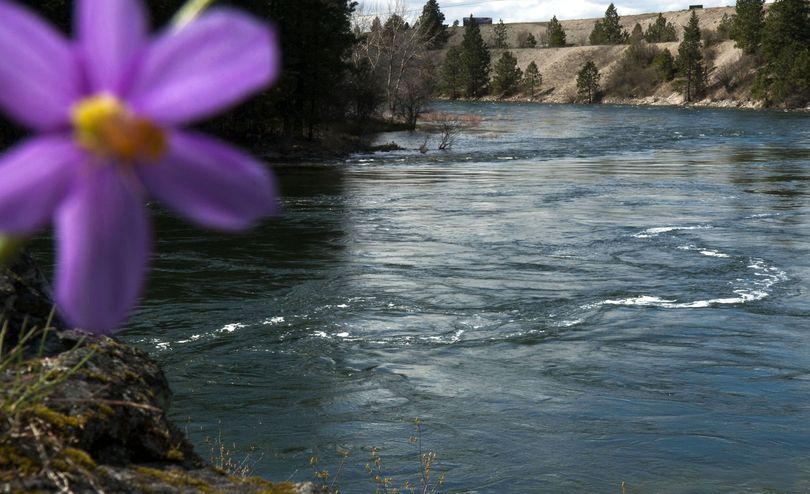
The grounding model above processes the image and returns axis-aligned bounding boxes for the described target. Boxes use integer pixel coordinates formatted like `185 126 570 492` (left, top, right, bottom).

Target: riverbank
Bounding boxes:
0 253 329 493
465 91 766 109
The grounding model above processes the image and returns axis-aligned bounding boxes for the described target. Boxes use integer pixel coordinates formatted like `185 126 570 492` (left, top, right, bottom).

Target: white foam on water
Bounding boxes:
633 225 712 238
700 250 730 258
602 295 677 307
262 316 285 325
218 322 246 333
587 258 787 309
678 244 730 258
177 333 204 344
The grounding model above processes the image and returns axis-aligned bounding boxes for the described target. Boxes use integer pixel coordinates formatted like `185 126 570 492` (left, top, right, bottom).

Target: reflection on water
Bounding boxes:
122 102 810 493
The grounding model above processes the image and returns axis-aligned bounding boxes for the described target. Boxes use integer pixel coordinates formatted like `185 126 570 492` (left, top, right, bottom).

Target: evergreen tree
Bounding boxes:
717 13 734 39
441 46 464 99
576 60 601 102
761 0 810 61
652 50 677 81
384 13 408 34
371 16 383 33
16 0 358 141
460 15 492 97
644 14 678 42
491 51 523 96
755 0 810 107
732 0 764 53
419 0 449 49
630 23 644 42
547 16 567 47
677 10 705 102
524 33 538 48
589 3 629 45
493 19 509 48
522 61 543 99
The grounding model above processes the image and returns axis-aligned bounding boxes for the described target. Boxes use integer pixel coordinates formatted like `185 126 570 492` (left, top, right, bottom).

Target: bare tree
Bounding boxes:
352 1 439 126
421 112 483 150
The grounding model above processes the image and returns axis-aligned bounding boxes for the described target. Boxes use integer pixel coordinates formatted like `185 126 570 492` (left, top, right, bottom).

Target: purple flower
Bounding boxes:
0 0 281 333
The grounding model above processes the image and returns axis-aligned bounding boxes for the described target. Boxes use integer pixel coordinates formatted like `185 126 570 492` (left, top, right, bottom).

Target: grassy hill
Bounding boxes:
438 6 766 107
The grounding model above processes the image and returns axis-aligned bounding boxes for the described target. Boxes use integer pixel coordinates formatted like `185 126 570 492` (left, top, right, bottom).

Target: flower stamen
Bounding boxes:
72 95 166 162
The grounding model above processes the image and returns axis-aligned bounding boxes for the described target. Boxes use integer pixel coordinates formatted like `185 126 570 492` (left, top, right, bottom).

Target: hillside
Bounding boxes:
439 6 764 107
445 6 737 47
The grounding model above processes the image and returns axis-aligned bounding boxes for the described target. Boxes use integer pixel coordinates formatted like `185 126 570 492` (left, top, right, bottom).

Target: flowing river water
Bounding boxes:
118 102 810 492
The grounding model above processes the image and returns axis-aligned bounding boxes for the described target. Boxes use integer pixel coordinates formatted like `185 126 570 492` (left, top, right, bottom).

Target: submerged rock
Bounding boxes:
0 253 327 493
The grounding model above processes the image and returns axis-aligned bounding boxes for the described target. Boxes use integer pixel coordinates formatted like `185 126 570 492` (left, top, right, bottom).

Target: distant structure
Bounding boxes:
688 4 703 9
463 16 493 26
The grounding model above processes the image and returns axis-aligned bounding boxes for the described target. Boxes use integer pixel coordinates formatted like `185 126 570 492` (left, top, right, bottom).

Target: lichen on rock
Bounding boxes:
0 253 328 493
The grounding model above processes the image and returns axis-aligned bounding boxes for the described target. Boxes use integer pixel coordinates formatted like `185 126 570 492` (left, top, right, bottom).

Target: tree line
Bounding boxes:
3 0 807 154
437 0 809 108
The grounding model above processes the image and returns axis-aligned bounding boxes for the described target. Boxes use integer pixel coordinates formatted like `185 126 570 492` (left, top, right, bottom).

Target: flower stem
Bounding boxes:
171 0 217 29
0 235 25 266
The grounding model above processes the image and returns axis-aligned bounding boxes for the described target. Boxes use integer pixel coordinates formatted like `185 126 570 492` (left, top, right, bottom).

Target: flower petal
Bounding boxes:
138 131 279 231
55 166 151 333
76 0 148 94
0 2 81 130
0 135 82 234
128 9 279 125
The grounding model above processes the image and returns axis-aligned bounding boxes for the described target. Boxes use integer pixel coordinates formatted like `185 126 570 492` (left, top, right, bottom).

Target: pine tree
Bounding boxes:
761 0 810 61
441 46 464 99
732 0 764 53
525 33 538 48
644 13 677 42
576 60 601 103
677 10 705 102
652 50 677 81
418 0 449 49
371 16 383 33
755 0 810 107
590 3 628 45
630 23 644 42
491 51 523 96
384 13 408 34
460 15 492 97
493 19 509 48
547 16 567 47
522 61 542 99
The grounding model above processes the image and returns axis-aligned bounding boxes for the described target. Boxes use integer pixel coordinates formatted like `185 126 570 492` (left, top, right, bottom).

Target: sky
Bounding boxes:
356 0 738 23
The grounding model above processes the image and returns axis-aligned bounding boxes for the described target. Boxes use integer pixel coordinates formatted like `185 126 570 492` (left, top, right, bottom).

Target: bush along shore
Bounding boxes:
0 252 330 494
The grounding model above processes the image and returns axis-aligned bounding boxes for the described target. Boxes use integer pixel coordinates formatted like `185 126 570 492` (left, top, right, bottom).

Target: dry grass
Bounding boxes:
0 318 97 492
205 428 263 478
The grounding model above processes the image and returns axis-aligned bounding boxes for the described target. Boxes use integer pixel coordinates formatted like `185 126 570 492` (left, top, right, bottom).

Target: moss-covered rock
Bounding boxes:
0 255 329 494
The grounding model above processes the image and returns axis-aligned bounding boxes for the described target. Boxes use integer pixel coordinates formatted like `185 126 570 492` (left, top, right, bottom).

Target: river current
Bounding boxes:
122 102 810 492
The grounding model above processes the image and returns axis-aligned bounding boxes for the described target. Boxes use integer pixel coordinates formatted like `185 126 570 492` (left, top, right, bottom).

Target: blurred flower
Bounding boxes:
0 0 281 333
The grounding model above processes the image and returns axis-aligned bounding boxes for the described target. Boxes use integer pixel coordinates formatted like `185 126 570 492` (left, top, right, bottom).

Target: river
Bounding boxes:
123 102 810 492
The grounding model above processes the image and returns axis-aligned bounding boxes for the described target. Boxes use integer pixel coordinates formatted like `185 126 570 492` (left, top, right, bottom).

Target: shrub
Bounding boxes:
652 49 677 81
605 42 662 97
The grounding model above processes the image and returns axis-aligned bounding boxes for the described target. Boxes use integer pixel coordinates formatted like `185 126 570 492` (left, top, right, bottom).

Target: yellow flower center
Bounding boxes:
71 95 166 162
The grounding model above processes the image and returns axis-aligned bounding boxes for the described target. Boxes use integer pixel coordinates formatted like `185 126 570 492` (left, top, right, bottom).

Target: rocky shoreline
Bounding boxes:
0 253 327 493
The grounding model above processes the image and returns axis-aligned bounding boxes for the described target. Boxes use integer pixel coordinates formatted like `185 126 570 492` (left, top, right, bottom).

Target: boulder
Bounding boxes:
0 252 326 493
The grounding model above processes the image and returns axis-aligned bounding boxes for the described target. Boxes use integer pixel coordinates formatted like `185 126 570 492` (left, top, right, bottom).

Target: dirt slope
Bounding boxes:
440 7 759 106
